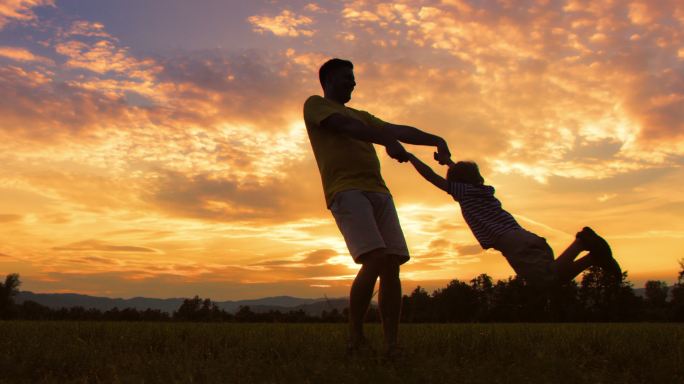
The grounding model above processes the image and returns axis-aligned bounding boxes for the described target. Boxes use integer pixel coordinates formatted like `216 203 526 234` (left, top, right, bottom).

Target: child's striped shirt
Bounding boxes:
448 182 521 249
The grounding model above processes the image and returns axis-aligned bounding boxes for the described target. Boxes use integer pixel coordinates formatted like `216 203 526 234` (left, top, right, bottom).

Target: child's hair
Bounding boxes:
447 161 484 185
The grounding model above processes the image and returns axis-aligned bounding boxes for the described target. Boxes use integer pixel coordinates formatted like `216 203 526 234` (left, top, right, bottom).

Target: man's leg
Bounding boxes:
368 191 407 354
348 248 384 347
378 255 401 350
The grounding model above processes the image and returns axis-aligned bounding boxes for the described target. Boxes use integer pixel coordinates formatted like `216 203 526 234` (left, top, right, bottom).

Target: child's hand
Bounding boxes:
386 141 409 163
434 151 452 166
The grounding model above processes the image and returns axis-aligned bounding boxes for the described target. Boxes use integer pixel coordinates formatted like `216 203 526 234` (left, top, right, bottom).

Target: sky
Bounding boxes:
0 0 682 300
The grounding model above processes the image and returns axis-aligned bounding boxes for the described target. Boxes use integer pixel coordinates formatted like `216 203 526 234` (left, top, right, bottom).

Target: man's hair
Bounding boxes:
319 58 353 88
447 161 485 185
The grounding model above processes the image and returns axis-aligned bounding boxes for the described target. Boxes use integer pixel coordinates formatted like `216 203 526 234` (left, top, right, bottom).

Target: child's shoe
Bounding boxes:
578 227 622 281
576 227 610 254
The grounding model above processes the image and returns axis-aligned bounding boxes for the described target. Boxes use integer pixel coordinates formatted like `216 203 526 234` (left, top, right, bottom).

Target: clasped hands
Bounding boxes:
386 139 452 166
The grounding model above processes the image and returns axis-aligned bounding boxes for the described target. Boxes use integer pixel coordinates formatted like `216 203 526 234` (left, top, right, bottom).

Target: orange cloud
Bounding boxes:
0 0 53 29
333 0 683 183
53 240 157 253
55 39 157 78
0 214 22 223
248 9 315 37
64 20 113 39
0 46 52 64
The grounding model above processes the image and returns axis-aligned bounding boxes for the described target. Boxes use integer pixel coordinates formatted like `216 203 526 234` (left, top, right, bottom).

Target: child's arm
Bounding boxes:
407 153 448 192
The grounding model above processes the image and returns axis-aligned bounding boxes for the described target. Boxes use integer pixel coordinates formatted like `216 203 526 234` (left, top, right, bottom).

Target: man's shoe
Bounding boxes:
383 344 403 362
346 337 375 357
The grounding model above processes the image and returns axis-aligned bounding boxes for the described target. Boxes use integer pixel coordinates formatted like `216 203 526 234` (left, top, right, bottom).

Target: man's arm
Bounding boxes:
407 153 448 192
384 124 451 165
321 113 409 162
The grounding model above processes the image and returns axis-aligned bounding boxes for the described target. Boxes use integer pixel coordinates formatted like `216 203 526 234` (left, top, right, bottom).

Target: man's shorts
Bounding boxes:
493 228 558 287
329 190 410 265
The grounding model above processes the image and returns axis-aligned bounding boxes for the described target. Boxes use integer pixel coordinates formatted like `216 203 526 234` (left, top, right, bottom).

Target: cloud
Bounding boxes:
248 9 315 37
55 39 157 77
21 269 356 299
0 64 132 138
155 49 315 129
334 0 684 182
454 244 483 257
149 171 285 221
142 152 324 223
0 46 52 64
0 214 22 223
254 249 338 267
63 20 114 39
53 239 157 253
63 255 119 266
304 3 325 13
0 0 54 29
0 30 317 144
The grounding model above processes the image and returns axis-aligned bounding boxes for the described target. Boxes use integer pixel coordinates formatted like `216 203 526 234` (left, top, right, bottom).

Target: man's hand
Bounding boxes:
434 140 452 165
386 140 409 163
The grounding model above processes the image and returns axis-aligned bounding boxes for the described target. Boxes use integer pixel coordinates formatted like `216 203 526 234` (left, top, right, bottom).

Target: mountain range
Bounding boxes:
15 291 349 316
15 288 650 316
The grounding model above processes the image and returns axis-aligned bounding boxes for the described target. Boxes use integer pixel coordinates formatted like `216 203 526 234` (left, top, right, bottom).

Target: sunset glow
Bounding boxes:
1 0 682 300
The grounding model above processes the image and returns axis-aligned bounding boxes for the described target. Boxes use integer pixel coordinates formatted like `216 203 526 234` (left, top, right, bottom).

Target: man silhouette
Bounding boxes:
303 58 451 356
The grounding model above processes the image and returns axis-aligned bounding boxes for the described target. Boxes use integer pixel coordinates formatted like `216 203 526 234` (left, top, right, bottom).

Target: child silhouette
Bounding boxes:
407 152 621 286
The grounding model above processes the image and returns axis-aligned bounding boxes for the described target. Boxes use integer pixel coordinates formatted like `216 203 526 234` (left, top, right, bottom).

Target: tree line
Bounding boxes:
1 261 683 322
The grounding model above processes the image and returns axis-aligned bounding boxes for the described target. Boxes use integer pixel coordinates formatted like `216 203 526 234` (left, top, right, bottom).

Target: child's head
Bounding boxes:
447 161 484 185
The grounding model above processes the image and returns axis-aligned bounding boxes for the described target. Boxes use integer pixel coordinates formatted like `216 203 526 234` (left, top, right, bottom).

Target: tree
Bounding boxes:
487 277 545 322
671 259 684 321
644 280 669 321
547 280 582 322
470 274 494 321
432 279 478 322
235 305 256 322
18 300 52 320
0 273 21 319
644 280 669 307
401 286 432 323
174 296 224 321
579 267 641 321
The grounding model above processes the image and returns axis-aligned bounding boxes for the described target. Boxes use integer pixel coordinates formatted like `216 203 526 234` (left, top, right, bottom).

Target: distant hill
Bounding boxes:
15 291 348 316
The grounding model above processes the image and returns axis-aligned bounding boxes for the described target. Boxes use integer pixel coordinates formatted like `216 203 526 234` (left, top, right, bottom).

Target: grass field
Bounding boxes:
1 322 682 383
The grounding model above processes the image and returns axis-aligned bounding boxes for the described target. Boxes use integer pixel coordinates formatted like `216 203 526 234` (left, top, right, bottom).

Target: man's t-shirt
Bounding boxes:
303 95 390 207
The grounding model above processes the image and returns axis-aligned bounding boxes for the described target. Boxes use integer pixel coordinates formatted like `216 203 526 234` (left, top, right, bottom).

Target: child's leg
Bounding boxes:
555 254 594 281
551 237 592 282
552 227 621 282
576 227 621 280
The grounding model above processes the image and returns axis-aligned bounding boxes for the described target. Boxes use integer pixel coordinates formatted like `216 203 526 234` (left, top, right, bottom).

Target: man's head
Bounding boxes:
319 58 355 104
447 161 484 185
